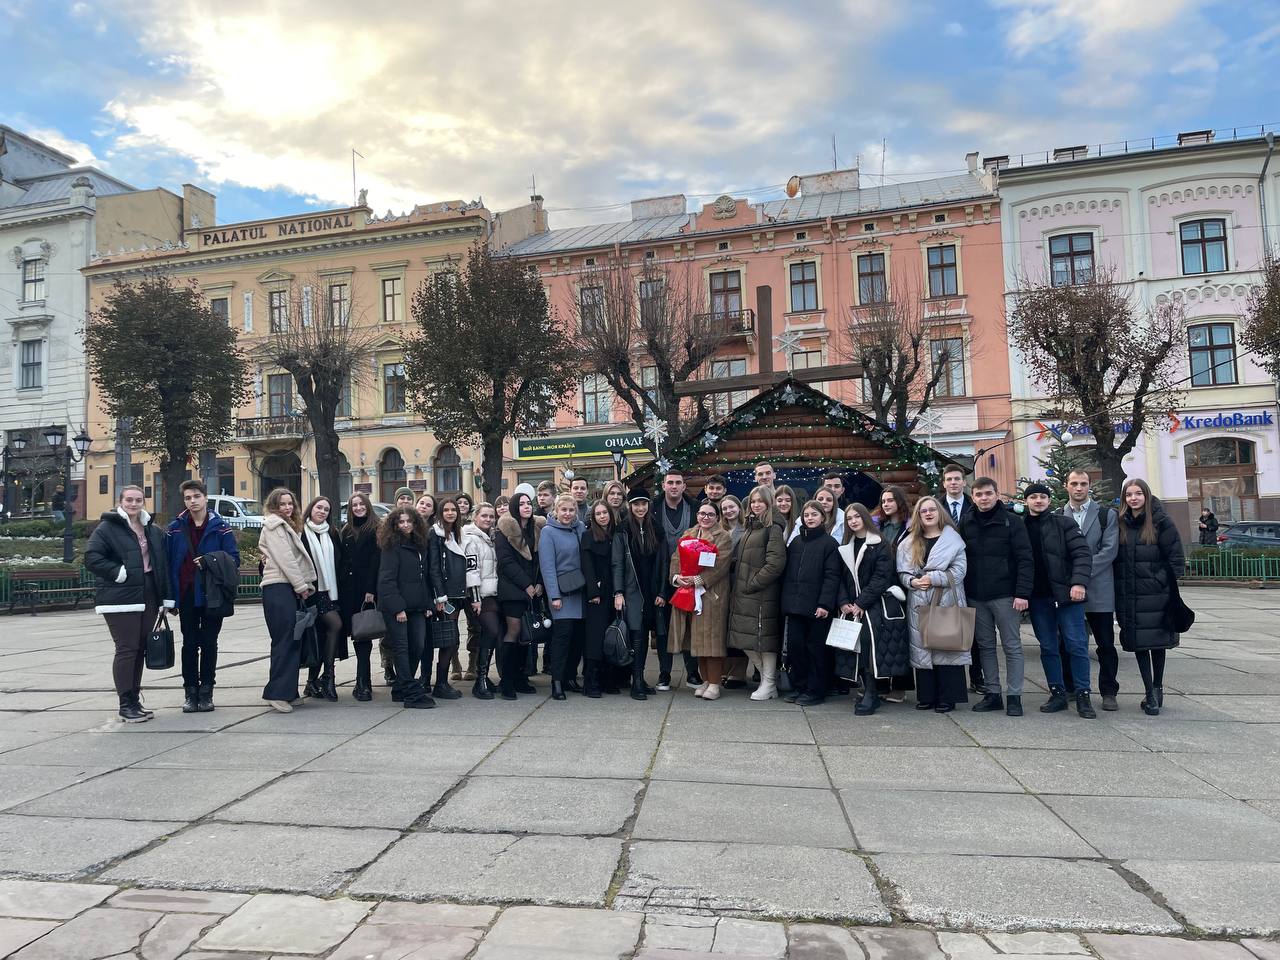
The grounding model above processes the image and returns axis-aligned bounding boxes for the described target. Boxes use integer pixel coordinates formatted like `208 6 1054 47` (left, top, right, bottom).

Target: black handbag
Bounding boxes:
520 597 552 645
145 611 175 670
1167 563 1195 633
350 602 387 641
557 569 586 594
603 613 632 667
431 615 461 649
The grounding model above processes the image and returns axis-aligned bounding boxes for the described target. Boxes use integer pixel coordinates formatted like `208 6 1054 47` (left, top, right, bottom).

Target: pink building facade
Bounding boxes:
503 161 1015 495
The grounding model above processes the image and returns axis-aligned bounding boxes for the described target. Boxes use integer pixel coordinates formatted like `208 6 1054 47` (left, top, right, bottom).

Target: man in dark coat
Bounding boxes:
651 469 700 690
1023 482 1094 718
941 463 981 692
958 478 1032 717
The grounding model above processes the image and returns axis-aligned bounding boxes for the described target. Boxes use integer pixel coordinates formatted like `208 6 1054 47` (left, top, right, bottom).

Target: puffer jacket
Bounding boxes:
834 532 909 680
898 526 970 669
166 509 240 607
258 513 316 593
726 515 787 653
428 524 468 602
1114 503 1185 652
1025 510 1092 604
463 523 498 601
780 524 842 617
958 501 1033 602
377 535 432 617
339 515 381 625
84 508 176 614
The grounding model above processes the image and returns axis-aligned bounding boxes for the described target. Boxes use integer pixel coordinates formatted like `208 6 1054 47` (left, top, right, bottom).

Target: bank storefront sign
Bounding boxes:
1037 408 1275 440
515 431 651 461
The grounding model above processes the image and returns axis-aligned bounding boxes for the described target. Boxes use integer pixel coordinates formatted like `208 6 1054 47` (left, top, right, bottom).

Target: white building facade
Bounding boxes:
0 126 137 518
997 132 1280 539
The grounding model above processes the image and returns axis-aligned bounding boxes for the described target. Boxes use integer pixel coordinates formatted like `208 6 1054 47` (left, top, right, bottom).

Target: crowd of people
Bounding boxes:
83 459 1187 723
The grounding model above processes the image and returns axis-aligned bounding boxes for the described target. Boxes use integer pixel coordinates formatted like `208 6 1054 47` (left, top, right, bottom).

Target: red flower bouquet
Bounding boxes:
671 536 718 613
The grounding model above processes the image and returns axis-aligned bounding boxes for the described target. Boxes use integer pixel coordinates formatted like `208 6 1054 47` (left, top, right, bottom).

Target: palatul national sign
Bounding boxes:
196 213 358 249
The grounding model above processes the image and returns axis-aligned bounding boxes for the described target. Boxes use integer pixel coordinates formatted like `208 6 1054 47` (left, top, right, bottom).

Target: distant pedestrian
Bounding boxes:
1197 507 1219 546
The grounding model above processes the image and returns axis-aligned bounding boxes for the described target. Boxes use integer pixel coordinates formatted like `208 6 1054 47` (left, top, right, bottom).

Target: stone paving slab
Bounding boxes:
1169 754 1280 799
0 815 181 880
1123 860 1280 935
874 854 1181 932
299 733 502 774
135 731 352 771
106 888 249 914
475 735 655 779
348 833 623 905
841 789 1098 857
1187 695 1280 723
1108 720 1280 756
633 781 852 847
0 879 115 918
327 919 483 959
0 918 59 957
365 698 545 737
474 905 642 959
8 904 164 959
215 770 457 829
0 764 114 812
822 745 1023 792
231 703 400 735
1085 933 1257 958
989 748 1226 798
195 892 370 954
430 775 641 835
101 822 399 895
650 741 829 788
805 709 977 746
11 767 281 821
660 709 815 744
617 840 890 921
135 705 272 733
947 713 1150 752
0 730 207 768
514 700 670 740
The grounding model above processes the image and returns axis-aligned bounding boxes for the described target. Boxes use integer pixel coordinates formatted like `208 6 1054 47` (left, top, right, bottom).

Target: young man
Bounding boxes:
651 469 701 690
958 478 1032 717
1060 469 1120 710
570 477 590 524
702 475 728 506
940 463 981 692
822 472 847 508
753 462 776 489
394 487 415 509
166 479 240 713
534 481 557 518
1022 482 1095 718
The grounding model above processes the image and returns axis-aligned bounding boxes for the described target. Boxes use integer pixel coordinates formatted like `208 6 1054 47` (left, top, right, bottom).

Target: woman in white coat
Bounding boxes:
897 495 970 713
463 503 501 699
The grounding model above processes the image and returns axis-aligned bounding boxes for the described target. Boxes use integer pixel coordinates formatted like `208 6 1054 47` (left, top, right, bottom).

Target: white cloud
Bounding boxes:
944 21 965 36
1169 52 1219 75
1 118 99 165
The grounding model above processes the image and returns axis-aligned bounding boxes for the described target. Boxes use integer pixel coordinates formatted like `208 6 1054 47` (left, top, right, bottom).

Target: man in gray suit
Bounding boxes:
1060 469 1120 710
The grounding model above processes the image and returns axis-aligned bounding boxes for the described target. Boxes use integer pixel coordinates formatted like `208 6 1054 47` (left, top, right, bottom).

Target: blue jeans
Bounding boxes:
1028 599 1091 694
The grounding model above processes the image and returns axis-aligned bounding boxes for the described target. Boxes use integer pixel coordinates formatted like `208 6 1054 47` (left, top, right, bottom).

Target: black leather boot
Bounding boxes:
854 684 879 716
1141 685 1161 716
322 673 338 702
514 652 537 694
584 661 602 699
196 683 214 713
433 679 463 700
551 680 566 701
498 645 518 700
1039 686 1069 713
972 692 1004 713
353 658 372 701
119 693 148 723
472 647 495 700
1075 691 1097 719
182 686 199 714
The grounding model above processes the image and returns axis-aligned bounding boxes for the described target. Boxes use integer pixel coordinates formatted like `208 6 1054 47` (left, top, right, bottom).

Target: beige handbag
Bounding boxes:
918 570 975 652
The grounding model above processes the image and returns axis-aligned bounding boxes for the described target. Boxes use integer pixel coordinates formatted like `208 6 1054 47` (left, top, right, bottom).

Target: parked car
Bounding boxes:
207 495 266 530
338 500 392 524
1219 521 1280 550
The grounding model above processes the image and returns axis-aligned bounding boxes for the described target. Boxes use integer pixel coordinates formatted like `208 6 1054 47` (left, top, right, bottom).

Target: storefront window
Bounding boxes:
1184 437 1258 526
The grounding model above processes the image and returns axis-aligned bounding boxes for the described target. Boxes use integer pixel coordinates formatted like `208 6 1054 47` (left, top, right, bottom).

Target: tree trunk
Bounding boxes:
1093 442 1127 502
159 455 189 523
480 435 505 498
312 419 343 506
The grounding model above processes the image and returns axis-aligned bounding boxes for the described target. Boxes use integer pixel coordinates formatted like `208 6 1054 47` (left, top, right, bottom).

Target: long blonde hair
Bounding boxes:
745 485 780 529
906 495 954 568
264 487 302 532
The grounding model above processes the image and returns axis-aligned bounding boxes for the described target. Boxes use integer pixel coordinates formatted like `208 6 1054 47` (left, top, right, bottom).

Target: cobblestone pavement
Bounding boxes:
0 586 1277 957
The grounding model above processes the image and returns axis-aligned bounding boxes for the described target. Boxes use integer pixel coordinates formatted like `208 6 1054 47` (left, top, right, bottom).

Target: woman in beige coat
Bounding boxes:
259 487 317 712
726 486 787 701
667 501 733 700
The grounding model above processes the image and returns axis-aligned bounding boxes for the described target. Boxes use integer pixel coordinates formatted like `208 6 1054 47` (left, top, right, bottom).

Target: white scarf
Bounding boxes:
304 520 338 600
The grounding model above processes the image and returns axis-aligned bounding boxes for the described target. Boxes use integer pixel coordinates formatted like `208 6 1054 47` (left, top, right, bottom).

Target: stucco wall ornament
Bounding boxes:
713 195 737 219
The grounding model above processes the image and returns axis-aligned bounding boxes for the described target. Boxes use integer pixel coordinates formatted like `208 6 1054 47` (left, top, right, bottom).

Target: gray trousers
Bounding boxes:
971 597 1025 696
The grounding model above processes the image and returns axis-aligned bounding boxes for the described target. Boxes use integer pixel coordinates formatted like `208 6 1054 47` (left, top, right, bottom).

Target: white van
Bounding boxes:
207 495 266 530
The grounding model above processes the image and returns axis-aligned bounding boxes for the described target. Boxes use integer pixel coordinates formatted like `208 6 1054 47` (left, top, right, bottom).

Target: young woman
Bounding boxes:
85 485 176 722
601 480 628 527
814 488 841 540
775 485 801 544
874 485 910 547
539 493 587 700
256 487 317 713
1115 478 1186 716
494 495 511 519
494 491 544 699
667 501 734 700
415 493 437 524
726 486 787 701
299 495 346 702
463 503 501 699
581 501 619 697
837 503 907 716
453 493 477 682
376 507 435 709
427 498 467 700
615 492 662 700
898 495 969 713
338 491 380 701
719 495 746 546
454 493 474 523
780 500 842 706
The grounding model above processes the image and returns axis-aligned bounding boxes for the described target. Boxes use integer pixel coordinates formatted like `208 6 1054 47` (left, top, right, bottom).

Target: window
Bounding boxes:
582 374 611 424
21 259 45 301
1189 323 1238 386
381 277 403 323
857 253 887 304
709 270 741 317
328 283 350 326
98 474 109 495
268 289 288 332
1181 219 1228 275
18 340 42 390
267 373 293 417
933 213 947 224
433 445 462 493
795 231 808 241
639 279 664 326
789 261 818 312
862 222 875 233
336 377 353 417
717 241 730 251
579 285 605 332
709 358 749 417
640 365 658 408
379 449 406 503
383 363 406 414
1050 233 1095 286
930 337 965 397
790 348 826 392
927 245 958 297
216 457 235 497
210 297 229 323
584 257 596 267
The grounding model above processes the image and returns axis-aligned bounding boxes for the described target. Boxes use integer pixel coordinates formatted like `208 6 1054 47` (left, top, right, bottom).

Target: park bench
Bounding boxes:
7 568 94 616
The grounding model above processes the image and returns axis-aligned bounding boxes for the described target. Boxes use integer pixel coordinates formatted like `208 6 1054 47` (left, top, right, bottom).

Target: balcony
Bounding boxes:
236 414 308 444
693 308 756 343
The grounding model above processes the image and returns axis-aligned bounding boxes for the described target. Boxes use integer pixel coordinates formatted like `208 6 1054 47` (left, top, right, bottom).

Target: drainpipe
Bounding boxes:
1260 132 1275 258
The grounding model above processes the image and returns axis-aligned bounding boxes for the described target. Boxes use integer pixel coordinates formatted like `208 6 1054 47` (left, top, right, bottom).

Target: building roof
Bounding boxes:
503 173 994 257
0 168 136 210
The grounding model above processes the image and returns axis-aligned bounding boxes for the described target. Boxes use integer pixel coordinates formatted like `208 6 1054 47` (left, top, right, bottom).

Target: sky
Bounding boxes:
2 0 1278 230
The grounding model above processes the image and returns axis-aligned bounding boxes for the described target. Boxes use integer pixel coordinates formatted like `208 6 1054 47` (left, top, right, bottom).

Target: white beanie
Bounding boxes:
513 482 536 501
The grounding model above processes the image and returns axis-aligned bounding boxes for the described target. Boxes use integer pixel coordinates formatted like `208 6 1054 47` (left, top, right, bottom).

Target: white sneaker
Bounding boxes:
656 679 672 692
702 684 722 701
693 683 708 698
750 682 778 701
267 699 293 713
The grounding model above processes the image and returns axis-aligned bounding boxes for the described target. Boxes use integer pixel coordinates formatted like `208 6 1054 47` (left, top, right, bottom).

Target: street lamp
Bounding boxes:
610 449 627 479
1 432 29 524
45 426 92 563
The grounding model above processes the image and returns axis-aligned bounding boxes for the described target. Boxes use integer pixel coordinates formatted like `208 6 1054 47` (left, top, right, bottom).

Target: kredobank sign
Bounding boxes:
1038 409 1275 439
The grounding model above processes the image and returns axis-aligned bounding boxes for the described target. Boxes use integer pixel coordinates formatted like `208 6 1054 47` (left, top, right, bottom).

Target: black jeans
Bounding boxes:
261 583 301 702
786 614 831 699
548 618 580 684
386 610 429 701
179 592 223 687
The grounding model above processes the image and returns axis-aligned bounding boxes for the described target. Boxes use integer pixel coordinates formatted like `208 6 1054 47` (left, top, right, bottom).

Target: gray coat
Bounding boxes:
897 526 970 669
611 529 645 633
1060 500 1117 613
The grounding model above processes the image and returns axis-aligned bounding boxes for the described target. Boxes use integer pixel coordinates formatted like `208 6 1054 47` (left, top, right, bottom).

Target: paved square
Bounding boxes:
633 781 853 847
430 775 641 835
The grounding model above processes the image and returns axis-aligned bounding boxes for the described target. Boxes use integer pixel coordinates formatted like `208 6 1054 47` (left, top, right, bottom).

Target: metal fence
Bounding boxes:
0 567 263 609
1185 553 1280 582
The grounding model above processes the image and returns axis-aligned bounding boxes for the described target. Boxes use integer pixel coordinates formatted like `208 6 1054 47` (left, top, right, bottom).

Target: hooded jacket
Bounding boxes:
780 523 842 617
463 522 499 601
258 513 317 593
85 507 177 614
377 527 432 616
539 515 586 620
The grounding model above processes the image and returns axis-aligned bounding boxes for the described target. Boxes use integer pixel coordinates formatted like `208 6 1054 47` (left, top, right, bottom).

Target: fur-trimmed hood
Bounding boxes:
496 513 545 560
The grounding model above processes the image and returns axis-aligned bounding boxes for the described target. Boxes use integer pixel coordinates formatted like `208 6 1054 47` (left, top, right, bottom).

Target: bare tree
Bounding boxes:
1241 256 1280 381
570 258 729 446
1006 268 1185 494
259 272 376 504
843 276 961 437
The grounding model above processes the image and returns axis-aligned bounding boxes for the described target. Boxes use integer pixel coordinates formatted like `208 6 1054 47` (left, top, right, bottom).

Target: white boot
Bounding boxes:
702 683 722 701
751 652 778 701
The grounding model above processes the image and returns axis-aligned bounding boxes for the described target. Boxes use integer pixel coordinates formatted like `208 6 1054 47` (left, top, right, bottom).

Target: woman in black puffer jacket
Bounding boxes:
1113 479 1185 716
780 500 842 706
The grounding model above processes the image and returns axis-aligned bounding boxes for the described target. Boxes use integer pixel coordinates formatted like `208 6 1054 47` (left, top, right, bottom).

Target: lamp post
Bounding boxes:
610 449 627 480
1 432 29 524
44 426 92 563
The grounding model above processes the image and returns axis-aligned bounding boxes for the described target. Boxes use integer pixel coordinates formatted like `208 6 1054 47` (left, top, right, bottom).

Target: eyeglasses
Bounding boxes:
697 513 717 520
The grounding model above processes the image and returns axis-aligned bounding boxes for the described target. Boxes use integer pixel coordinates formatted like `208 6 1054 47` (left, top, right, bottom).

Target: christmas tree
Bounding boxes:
1030 436 1114 508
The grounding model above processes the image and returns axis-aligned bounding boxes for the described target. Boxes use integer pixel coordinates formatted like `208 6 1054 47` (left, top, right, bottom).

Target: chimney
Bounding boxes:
630 194 686 220
530 194 548 233
1052 145 1089 162
965 152 979 174
1177 129 1215 146
798 166 859 195
182 183 216 230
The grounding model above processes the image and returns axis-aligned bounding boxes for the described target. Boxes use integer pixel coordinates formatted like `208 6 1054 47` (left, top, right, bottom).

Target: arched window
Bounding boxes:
433 445 461 494
379 449 406 503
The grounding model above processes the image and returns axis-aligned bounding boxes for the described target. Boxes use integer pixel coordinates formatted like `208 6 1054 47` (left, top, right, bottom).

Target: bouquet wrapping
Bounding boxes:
671 536 718 614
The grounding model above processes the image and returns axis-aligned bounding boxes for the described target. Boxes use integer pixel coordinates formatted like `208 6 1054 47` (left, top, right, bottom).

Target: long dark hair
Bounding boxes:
507 492 536 543
379 506 426 550
1119 477 1158 546
628 498 657 551
588 500 614 542
436 497 463 543
342 492 377 540
875 485 910 528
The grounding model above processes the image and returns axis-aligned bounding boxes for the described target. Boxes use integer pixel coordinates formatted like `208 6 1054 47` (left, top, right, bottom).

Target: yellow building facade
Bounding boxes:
82 191 534 516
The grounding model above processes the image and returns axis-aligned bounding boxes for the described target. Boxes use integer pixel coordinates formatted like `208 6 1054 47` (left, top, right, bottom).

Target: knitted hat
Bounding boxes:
1023 482 1052 498
393 486 415 502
